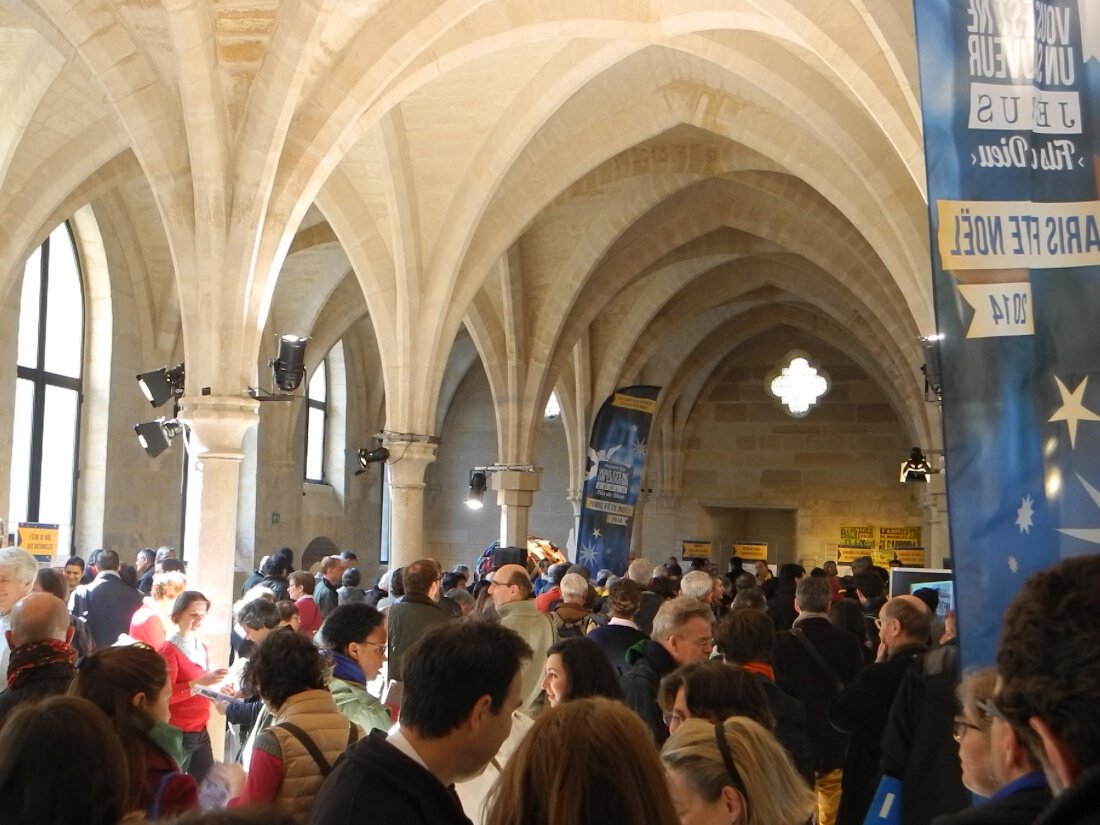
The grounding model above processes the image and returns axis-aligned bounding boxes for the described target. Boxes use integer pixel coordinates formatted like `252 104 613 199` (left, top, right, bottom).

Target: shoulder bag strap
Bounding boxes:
790 627 845 694
274 721 333 776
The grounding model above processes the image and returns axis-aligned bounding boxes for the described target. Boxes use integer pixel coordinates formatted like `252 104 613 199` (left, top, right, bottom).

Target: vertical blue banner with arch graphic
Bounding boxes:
914 0 1100 667
577 386 660 576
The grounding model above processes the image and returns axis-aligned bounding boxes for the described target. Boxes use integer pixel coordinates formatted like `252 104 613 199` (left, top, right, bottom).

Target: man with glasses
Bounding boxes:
621 596 715 744
489 563 555 716
828 594 930 825
994 555 1100 824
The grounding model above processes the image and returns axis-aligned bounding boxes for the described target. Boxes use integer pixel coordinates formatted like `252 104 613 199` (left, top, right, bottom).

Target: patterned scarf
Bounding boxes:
7 639 77 689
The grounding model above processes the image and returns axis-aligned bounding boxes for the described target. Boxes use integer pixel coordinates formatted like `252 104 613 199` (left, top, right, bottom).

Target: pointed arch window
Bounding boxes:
9 223 84 551
305 362 327 483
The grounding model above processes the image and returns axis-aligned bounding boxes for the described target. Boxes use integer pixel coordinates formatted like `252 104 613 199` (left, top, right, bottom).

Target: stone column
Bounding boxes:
566 487 583 563
384 439 438 569
177 394 259 761
492 469 540 548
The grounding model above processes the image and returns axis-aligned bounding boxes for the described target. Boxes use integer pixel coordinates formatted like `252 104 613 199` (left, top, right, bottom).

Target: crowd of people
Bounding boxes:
0 543 1097 825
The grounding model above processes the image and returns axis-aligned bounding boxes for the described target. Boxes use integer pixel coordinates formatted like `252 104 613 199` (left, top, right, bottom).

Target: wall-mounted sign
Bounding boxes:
18 522 60 563
733 542 769 561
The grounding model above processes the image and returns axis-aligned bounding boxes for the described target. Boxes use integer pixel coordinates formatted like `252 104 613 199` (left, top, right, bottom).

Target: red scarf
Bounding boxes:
6 639 77 689
741 660 775 682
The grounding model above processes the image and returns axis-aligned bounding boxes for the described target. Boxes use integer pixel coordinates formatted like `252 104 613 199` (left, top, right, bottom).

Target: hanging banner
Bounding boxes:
577 385 660 575
914 0 1100 667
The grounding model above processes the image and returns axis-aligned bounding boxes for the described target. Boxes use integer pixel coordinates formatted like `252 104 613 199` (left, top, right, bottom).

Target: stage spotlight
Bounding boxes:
355 445 390 476
466 470 488 509
900 447 932 483
136 363 185 408
272 335 308 392
135 418 183 458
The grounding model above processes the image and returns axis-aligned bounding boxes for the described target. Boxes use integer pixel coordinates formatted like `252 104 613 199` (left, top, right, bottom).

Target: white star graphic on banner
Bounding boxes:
1049 376 1100 448
1008 555 1019 573
592 527 602 539
579 543 597 566
1057 474 1100 546
1015 495 1034 534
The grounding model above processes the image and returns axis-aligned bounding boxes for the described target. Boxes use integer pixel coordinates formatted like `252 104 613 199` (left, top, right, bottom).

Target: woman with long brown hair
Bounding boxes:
484 697 680 825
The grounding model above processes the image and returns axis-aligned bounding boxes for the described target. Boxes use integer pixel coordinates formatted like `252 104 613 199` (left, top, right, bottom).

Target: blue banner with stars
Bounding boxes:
914 0 1100 667
576 385 660 577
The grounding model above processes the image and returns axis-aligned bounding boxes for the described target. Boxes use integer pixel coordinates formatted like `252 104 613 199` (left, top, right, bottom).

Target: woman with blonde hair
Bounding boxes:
661 716 814 825
131 571 188 648
484 697 680 825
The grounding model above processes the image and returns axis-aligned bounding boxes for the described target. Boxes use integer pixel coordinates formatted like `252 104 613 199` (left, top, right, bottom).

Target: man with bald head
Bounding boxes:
489 563 556 715
828 594 931 825
0 592 77 722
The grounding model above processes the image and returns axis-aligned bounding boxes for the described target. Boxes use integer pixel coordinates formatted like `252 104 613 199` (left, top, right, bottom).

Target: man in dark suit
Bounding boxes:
774 576 865 825
587 578 648 675
134 547 156 595
69 549 144 648
716 607 815 785
828 594 930 825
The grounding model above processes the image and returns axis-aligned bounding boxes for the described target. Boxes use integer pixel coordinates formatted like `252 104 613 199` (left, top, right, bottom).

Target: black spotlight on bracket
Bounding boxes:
136 363 185 408
135 418 183 459
355 444 390 476
900 447 933 483
248 334 309 401
466 470 488 509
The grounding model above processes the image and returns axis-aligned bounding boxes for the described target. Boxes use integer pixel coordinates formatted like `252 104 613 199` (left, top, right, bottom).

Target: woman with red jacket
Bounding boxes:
158 590 228 783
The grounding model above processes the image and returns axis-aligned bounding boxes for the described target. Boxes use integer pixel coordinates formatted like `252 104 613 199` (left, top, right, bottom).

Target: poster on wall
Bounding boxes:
914 0 1100 666
839 526 876 548
733 541 769 561
17 522 60 563
681 540 712 561
577 385 660 575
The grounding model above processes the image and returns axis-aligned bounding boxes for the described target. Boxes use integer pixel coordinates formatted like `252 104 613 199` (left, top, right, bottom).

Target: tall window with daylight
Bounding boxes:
8 223 84 551
304 361 327 483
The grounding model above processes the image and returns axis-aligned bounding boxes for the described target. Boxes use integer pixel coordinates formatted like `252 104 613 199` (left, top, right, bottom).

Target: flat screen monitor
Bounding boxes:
888 567 954 619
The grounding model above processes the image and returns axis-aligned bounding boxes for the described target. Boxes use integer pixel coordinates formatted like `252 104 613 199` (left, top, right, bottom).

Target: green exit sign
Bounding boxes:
271 512 281 524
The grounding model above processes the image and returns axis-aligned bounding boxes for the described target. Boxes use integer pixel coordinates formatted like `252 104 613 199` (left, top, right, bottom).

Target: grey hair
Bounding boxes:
0 547 38 585
651 597 715 641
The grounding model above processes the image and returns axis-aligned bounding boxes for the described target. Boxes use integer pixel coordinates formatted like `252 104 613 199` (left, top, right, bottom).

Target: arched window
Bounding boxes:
305 361 327 483
9 223 84 552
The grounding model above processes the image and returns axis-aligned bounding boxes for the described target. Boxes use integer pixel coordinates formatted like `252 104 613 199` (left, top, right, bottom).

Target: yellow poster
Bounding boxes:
18 522 60 563
681 540 712 560
837 545 873 563
733 542 769 561
878 526 922 551
839 526 875 548
894 548 927 567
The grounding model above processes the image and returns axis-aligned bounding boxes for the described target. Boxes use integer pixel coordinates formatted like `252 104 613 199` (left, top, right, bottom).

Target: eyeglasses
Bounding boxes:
662 711 686 728
680 635 714 650
975 698 1005 723
358 640 386 653
952 716 983 741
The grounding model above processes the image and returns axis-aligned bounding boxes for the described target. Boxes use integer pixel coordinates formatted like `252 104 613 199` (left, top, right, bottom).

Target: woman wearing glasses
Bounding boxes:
661 716 814 825
319 602 393 734
935 668 1051 825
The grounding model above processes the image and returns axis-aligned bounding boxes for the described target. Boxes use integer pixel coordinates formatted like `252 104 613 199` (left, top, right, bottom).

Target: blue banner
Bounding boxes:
576 385 660 576
914 0 1100 667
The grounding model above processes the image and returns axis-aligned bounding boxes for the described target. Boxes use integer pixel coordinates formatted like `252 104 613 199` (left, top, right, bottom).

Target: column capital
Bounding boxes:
491 469 540 507
384 439 438 488
177 394 260 459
